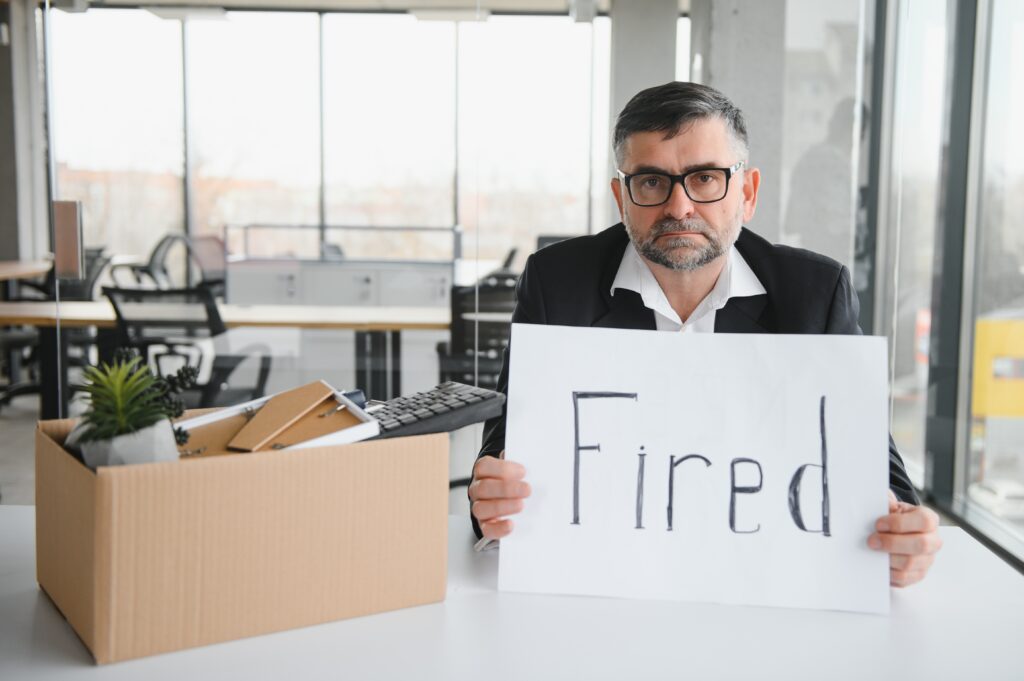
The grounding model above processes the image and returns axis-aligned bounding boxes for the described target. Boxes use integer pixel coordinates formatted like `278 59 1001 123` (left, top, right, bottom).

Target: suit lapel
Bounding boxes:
715 294 771 333
592 289 657 330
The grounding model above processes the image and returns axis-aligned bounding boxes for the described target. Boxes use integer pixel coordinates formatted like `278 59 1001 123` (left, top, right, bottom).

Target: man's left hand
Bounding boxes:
868 490 942 588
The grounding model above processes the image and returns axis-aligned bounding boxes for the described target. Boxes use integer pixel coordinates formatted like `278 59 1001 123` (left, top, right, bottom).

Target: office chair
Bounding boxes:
436 276 517 392
186 235 227 298
102 286 272 408
321 242 346 261
110 234 186 289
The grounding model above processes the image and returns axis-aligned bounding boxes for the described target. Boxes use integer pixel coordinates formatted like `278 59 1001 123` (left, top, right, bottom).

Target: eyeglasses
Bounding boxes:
617 161 745 207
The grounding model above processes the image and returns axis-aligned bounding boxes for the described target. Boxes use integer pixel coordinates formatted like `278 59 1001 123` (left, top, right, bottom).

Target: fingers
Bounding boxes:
470 455 531 532
889 552 936 572
479 518 515 540
887 489 899 512
868 531 943 556
469 478 532 502
472 498 525 523
890 567 927 588
876 506 939 534
473 455 526 481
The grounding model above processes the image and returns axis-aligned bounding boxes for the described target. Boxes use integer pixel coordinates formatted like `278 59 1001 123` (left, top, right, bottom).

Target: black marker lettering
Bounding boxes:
635 447 646 529
788 395 831 536
571 391 638 525
666 454 712 531
730 458 763 534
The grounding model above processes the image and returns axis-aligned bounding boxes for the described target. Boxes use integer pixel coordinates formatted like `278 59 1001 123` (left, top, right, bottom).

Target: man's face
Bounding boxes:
611 117 761 272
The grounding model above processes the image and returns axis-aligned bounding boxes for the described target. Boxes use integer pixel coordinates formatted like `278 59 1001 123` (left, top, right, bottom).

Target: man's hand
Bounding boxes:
469 452 531 540
868 490 942 587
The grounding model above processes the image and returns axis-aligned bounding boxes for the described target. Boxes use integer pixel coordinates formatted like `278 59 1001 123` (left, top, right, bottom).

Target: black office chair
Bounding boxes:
0 250 113 411
110 234 186 289
102 286 272 408
186 235 227 298
436 274 517 392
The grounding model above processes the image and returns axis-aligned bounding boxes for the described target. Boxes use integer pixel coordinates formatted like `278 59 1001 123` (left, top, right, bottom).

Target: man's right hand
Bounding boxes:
469 452 531 540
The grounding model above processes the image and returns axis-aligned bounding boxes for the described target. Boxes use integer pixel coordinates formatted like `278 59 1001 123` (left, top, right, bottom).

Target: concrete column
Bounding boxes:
0 0 48 261
604 0 678 226
609 0 679 120
689 0 787 243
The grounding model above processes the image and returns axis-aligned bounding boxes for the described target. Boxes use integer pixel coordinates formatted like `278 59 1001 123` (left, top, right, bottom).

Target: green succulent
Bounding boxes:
77 350 198 444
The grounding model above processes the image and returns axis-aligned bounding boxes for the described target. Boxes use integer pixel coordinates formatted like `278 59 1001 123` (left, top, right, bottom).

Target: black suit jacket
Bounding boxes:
476 224 919 533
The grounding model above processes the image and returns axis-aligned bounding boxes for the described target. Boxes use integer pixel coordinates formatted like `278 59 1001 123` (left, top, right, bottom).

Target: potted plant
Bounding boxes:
65 350 198 469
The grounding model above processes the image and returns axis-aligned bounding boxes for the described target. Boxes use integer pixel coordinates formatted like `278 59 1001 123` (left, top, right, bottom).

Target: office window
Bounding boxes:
458 16 606 271
964 0 1024 546
49 9 185 265
186 12 320 257
779 0 867 269
322 14 456 261
882 0 954 487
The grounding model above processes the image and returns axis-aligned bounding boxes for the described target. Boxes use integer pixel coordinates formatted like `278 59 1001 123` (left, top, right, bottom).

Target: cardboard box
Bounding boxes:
34 418 448 664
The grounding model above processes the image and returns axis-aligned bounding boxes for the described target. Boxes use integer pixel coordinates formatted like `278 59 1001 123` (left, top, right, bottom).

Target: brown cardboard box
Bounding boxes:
34 418 448 664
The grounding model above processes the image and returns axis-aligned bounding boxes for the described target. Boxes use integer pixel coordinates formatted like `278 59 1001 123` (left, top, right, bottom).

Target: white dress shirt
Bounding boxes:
609 241 766 333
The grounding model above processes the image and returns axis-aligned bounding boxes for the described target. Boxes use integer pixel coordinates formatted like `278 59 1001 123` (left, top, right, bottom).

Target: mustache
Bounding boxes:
647 219 713 239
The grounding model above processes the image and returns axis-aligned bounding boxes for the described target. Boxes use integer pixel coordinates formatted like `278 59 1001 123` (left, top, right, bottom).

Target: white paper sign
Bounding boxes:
499 324 891 614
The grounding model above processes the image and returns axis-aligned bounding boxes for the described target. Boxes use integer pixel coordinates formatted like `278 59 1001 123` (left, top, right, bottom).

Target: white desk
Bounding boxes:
1 507 1022 680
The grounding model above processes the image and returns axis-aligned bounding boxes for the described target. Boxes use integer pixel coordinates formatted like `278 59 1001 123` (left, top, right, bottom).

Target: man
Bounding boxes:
469 82 941 588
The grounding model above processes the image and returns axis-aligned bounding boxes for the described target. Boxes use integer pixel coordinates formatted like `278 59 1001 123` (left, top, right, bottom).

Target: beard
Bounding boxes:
624 206 743 272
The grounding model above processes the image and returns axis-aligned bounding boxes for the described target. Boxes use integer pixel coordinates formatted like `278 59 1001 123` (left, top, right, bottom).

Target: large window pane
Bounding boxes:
779 0 867 269
50 9 184 266
458 16 602 271
322 14 456 261
186 12 320 257
885 0 954 488
964 0 1024 548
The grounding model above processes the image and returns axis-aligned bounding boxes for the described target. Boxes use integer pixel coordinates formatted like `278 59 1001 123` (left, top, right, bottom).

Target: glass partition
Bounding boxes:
49 9 185 273
882 0 955 487
962 0 1024 554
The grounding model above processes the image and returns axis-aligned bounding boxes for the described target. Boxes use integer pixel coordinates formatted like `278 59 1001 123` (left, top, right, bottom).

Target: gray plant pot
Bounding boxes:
72 419 181 470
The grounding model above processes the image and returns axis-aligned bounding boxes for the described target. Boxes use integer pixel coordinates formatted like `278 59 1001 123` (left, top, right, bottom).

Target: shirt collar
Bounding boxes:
610 241 766 324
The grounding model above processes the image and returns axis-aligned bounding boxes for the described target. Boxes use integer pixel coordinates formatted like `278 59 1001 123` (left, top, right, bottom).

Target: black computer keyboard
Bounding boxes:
366 382 505 439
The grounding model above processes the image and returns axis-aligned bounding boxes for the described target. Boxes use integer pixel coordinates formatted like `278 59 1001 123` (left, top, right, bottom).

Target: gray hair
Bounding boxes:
613 82 749 167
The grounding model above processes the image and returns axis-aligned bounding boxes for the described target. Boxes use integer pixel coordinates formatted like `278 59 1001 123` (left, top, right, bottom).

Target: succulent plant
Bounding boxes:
77 349 198 445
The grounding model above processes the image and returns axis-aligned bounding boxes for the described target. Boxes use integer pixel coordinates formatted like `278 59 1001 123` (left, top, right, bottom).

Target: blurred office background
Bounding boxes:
0 0 1021 568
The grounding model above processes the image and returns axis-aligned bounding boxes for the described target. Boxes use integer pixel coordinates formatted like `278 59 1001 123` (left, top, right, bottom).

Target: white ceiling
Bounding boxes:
86 0 691 14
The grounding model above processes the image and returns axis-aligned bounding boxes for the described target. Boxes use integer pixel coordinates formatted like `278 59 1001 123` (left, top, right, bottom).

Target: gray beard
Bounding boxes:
625 215 737 272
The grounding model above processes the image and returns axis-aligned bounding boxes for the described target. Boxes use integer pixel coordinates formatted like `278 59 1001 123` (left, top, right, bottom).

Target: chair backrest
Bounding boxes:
187 235 227 284
58 249 112 301
102 286 226 350
448 275 517 356
147 234 187 289
321 242 345 261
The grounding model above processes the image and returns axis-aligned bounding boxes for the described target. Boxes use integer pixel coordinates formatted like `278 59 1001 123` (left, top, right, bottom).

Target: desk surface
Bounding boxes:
0 301 449 331
0 260 50 282
0 508 1022 680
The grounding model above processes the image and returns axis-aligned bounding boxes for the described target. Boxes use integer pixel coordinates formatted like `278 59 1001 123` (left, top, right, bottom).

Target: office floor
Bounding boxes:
0 395 37 504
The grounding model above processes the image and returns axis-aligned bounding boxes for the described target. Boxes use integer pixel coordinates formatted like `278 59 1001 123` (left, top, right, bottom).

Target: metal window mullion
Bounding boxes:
870 0 900 338
317 12 326 253
951 0 992 508
181 18 194 288
923 0 979 505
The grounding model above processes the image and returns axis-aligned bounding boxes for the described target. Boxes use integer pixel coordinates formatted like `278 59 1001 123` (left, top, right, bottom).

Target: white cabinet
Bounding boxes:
226 259 451 308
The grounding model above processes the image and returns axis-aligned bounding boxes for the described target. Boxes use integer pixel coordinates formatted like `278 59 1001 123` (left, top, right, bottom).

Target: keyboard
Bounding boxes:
366 382 505 439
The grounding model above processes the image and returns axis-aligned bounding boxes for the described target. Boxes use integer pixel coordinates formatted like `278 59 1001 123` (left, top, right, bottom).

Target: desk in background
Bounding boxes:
0 301 449 419
0 508 1021 680
0 260 51 288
